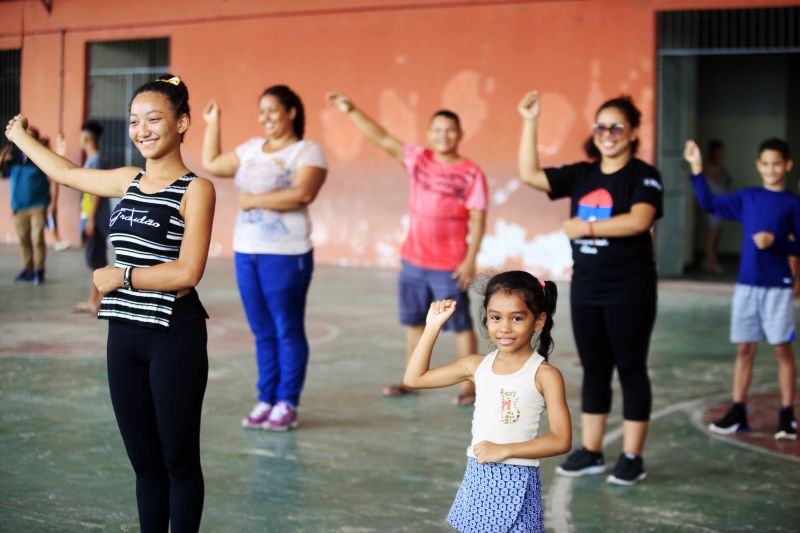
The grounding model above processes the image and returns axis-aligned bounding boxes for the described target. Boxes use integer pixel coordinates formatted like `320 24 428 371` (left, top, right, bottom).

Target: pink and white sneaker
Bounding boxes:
263 401 299 431
241 402 272 429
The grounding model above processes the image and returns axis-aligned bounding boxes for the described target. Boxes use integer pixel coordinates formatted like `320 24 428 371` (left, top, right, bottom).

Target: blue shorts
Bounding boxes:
730 284 796 345
398 260 473 332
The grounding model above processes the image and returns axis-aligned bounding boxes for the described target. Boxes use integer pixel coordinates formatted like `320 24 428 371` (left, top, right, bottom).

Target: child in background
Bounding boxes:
702 140 733 274
327 91 488 405
685 138 798 440
56 121 110 313
404 271 571 532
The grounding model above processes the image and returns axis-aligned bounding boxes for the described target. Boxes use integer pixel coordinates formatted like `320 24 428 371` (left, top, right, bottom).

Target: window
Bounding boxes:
86 38 169 167
0 49 21 153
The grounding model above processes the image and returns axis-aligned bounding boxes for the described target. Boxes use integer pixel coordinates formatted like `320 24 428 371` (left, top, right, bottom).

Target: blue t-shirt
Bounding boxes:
6 154 50 212
690 172 800 287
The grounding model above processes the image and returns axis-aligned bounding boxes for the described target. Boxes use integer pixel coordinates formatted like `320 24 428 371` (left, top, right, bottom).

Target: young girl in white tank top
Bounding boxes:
404 271 572 532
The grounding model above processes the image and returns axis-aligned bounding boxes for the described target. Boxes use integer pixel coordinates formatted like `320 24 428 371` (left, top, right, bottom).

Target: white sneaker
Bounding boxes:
53 241 71 251
241 402 272 429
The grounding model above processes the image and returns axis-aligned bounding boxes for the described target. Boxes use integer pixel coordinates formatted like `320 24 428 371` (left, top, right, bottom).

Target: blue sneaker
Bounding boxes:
33 269 45 285
14 269 34 282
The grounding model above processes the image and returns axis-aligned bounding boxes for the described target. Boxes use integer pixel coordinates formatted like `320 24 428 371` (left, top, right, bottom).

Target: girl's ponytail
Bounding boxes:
537 281 558 357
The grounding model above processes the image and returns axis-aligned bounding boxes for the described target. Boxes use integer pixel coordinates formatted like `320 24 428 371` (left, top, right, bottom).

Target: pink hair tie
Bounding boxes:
539 280 546 288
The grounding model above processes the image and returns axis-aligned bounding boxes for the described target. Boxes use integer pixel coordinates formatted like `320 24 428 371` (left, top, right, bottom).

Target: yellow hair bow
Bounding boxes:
159 76 181 86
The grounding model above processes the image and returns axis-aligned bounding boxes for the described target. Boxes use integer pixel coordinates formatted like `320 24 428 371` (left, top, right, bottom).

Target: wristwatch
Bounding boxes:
123 266 133 290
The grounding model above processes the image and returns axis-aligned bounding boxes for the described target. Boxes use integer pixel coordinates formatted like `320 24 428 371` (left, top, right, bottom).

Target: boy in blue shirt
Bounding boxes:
685 138 798 440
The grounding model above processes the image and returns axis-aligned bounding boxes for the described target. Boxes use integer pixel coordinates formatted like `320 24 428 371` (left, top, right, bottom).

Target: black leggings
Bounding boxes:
571 296 656 421
107 301 208 533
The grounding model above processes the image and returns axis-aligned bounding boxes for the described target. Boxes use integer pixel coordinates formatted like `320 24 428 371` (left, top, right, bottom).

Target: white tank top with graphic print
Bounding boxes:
467 350 546 467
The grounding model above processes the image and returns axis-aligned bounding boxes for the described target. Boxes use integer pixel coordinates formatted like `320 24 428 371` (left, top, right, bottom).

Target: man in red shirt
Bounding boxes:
327 92 488 404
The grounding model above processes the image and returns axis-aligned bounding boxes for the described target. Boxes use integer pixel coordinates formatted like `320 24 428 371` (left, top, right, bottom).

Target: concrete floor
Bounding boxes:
1 245 798 532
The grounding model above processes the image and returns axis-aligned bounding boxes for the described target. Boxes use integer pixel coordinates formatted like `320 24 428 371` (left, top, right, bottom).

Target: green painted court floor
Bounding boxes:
1 245 798 532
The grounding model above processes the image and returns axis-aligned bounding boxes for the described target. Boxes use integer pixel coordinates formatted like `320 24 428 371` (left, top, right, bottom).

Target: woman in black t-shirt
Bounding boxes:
518 91 663 486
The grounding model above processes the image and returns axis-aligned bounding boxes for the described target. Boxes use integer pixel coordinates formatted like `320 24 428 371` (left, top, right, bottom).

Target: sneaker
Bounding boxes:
14 269 34 283
775 410 798 441
555 447 605 477
607 453 647 486
708 405 749 435
263 401 299 431
52 240 71 251
33 269 45 285
241 402 272 429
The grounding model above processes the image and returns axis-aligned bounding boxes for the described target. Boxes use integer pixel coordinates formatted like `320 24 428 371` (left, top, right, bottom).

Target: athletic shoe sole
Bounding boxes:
607 472 647 486
774 430 797 441
555 464 606 477
242 418 271 429
708 422 747 435
263 421 299 432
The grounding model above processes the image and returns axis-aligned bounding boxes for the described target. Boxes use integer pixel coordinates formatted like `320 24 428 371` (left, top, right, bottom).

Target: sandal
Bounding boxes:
381 383 417 397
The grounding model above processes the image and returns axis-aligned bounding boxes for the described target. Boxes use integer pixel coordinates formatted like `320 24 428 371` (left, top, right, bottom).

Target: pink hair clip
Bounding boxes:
539 279 546 288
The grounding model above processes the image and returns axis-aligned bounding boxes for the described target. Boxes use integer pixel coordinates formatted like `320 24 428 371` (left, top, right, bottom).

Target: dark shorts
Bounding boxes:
81 218 109 270
398 260 473 332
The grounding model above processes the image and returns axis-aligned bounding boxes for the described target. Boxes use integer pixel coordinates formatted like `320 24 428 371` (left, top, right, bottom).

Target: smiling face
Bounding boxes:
258 94 296 140
128 91 188 159
426 115 462 156
756 149 793 191
592 106 637 160
486 291 545 356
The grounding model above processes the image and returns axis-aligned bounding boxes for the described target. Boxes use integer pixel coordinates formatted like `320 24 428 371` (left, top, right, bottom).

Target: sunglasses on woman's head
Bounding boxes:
592 123 626 138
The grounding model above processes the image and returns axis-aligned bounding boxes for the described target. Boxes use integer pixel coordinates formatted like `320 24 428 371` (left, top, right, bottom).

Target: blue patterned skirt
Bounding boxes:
447 457 544 533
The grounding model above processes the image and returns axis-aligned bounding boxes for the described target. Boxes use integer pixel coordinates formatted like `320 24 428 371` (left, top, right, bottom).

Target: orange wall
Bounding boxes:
1 0 795 276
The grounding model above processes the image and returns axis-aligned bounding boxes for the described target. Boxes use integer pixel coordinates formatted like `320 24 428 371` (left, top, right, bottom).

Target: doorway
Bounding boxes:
655 6 800 279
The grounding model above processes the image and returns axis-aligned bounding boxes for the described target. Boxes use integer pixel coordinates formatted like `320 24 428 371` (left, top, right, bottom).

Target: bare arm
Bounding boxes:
518 91 551 192
201 100 240 178
326 92 404 164
93 178 216 293
403 300 481 389
239 165 327 212
562 203 657 240
453 209 486 291
475 364 572 464
5 115 134 197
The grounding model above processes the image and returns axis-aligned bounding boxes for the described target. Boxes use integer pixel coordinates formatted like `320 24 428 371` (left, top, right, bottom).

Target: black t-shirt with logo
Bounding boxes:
545 158 663 306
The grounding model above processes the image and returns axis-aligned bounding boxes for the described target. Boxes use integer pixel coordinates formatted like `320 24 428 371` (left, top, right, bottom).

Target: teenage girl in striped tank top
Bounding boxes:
404 271 572 533
5 74 215 533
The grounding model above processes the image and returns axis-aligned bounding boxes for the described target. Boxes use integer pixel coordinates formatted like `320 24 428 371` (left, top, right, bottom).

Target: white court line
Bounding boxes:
689 408 800 464
548 389 800 532
547 398 707 533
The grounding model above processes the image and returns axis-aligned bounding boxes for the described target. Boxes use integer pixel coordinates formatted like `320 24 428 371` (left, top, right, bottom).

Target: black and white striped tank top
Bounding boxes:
98 171 195 329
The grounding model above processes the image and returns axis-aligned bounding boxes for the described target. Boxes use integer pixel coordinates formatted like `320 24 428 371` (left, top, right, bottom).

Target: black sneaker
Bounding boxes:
606 454 647 486
32 269 45 286
708 405 749 435
555 447 605 477
774 410 798 441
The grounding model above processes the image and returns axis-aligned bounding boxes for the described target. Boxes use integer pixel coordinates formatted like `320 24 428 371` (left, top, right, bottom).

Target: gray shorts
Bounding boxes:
730 284 796 345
